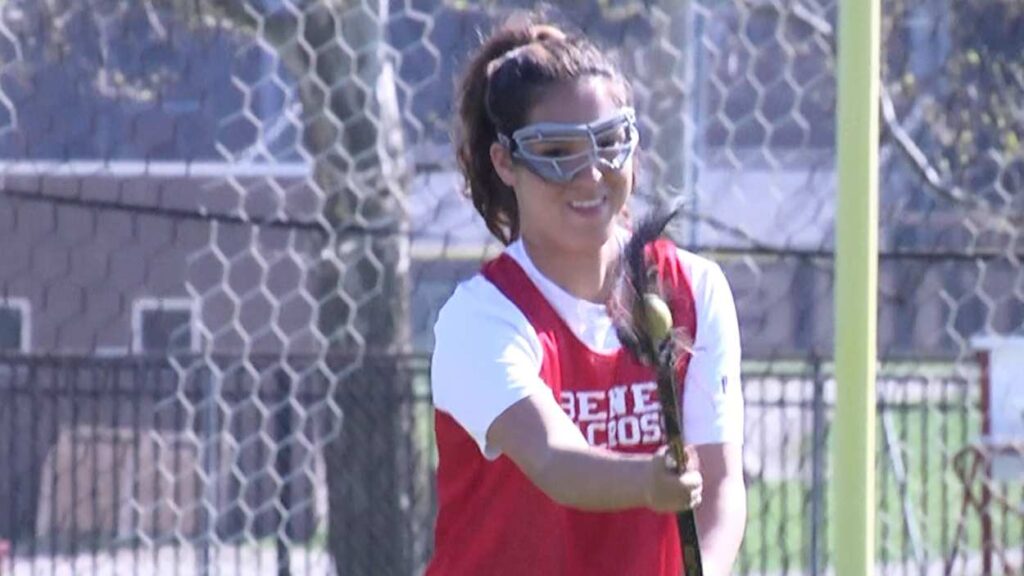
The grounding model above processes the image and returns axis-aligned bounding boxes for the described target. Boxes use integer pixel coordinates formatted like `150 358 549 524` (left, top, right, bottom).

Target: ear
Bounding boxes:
490 142 517 187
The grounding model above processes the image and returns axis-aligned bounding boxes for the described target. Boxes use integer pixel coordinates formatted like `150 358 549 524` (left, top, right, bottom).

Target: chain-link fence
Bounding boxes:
0 0 1021 574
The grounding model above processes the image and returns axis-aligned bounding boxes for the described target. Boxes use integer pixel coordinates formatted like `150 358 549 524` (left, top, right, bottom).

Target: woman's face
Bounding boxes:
491 76 636 255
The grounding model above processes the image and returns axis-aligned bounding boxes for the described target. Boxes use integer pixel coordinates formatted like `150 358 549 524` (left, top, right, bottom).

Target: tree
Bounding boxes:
6 0 414 570
882 0 1023 233
199 2 415 572
880 0 1024 352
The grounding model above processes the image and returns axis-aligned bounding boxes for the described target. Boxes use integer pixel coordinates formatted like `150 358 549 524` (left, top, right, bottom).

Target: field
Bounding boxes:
742 403 1022 574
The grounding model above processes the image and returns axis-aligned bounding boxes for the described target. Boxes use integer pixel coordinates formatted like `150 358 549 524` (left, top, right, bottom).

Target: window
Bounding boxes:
132 298 198 353
0 298 30 353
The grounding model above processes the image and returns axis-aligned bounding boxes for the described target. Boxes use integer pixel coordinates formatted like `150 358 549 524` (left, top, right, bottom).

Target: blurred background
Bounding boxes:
0 0 1020 574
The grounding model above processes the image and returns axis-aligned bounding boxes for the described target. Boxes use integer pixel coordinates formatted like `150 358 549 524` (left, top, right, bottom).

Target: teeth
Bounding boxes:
570 197 604 209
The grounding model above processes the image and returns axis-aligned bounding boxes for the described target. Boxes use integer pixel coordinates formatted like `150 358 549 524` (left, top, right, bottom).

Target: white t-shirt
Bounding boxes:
431 238 744 459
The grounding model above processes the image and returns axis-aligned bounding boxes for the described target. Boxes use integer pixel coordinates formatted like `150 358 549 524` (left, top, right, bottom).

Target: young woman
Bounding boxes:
427 16 746 576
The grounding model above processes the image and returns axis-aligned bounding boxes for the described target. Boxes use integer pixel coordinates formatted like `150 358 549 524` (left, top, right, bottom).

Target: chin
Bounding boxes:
565 224 616 253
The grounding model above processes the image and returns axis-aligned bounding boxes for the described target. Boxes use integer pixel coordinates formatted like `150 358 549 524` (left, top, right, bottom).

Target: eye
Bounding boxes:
535 146 571 158
596 126 629 148
526 139 586 158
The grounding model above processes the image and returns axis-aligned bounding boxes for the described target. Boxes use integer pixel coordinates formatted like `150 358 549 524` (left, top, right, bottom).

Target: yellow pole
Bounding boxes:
834 0 880 575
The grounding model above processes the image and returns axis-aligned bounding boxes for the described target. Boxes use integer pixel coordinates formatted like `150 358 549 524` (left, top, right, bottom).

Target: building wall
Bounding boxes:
0 169 323 355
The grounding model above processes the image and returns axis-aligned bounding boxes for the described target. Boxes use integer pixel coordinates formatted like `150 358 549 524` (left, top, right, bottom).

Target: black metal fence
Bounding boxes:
2 353 1016 575
0 354 338 574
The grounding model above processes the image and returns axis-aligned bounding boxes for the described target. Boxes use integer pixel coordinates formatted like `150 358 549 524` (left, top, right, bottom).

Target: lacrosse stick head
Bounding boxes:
610 206 692 365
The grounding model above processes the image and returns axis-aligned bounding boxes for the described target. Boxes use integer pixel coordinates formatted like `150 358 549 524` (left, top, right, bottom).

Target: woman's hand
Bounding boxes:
644 445 703 513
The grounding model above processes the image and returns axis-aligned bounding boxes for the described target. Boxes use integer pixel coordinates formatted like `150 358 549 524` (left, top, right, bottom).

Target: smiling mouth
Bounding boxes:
569 197 606 210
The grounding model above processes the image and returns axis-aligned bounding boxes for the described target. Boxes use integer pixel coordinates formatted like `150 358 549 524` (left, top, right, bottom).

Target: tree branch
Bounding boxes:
787 2 1017 231
879 85 1019 232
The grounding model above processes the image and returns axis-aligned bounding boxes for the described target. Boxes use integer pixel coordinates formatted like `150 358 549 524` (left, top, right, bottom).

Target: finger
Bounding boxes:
679 470 702 488
663 451 679 472
654 445 681 472
682 445 700 472
690 490 702 509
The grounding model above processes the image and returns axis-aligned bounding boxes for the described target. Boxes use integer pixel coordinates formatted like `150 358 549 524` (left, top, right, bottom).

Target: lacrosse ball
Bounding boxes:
641 293 673 344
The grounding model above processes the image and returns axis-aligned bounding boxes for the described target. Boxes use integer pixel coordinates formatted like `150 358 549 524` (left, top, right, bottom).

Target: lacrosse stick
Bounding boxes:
612 207 703 576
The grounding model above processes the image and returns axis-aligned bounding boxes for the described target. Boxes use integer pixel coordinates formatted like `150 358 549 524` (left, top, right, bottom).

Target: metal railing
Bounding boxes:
2 354 1013 575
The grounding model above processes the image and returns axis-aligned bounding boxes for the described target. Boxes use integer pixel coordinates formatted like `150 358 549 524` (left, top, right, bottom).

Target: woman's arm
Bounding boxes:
487 391 702 513
693 442 746 576
674 255 746 573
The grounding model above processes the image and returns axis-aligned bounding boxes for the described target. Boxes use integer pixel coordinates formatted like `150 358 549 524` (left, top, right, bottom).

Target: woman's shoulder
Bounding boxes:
671 247 731 296
431 269 546 405
435 271 533 335
617 224 729 293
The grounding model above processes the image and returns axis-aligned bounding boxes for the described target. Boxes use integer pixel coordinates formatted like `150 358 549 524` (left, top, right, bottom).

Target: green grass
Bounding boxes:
875 405 1022 569
738 405 1023 573
740 478 813 574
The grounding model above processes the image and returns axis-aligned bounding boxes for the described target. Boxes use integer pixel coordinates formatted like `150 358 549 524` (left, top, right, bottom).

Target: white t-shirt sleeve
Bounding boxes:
430 276 550 460
681 256 745 445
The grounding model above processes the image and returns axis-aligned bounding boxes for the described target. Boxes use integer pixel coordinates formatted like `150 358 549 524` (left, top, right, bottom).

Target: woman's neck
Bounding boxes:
521 235 620 304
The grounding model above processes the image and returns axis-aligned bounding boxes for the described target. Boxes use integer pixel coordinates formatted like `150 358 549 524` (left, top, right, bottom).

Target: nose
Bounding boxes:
571 161 605 185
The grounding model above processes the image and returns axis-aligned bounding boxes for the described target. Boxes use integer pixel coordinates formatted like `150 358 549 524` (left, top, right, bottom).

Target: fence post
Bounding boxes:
199 366 218 576
809 358 826 575
275 369 293 576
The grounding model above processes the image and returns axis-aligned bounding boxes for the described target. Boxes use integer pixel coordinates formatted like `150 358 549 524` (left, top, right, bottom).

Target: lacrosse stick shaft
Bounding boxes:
622 209 702 575
655 348 704 576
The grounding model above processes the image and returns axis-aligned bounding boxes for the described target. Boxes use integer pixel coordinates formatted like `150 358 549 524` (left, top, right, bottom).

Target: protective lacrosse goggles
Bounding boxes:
498 107 639 183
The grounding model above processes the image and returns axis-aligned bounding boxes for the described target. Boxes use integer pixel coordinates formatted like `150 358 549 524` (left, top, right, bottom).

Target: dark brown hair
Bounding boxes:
454 16 632 245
